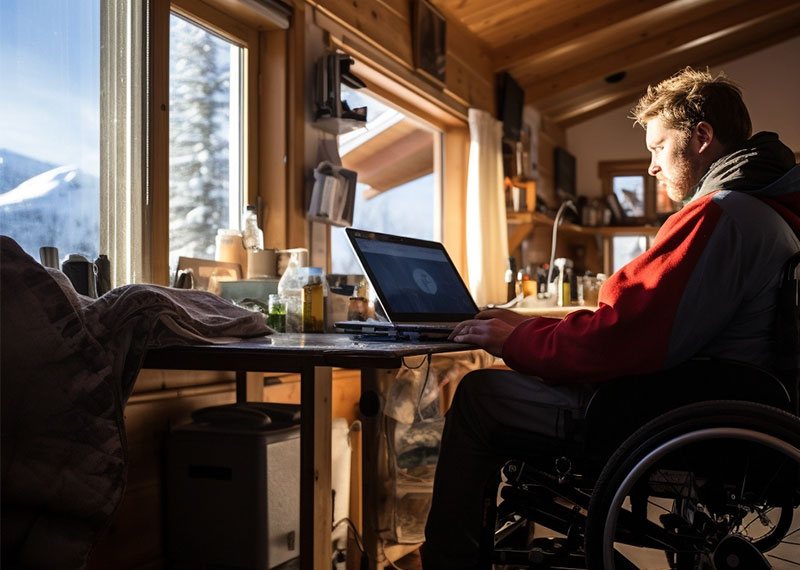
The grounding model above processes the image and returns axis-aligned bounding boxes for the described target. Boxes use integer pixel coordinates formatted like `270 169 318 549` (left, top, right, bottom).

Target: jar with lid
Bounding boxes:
216 228 247 273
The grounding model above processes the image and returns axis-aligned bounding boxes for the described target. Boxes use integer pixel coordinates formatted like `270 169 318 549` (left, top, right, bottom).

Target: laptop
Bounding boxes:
335 228 479 340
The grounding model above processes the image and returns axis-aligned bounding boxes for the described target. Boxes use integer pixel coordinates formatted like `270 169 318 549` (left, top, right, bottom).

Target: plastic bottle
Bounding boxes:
277 251 303 332
241 205 264 251
301 267 327 333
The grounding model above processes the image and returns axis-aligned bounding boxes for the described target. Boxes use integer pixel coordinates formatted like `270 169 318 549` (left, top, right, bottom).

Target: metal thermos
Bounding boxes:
39 246 60 269
62 254 98 298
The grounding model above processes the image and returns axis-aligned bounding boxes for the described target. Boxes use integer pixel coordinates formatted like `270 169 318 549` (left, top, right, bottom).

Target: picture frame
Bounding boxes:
412 0 447 85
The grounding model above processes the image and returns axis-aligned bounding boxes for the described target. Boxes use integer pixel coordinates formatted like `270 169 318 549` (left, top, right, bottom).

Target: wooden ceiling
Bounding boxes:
432 0 800 126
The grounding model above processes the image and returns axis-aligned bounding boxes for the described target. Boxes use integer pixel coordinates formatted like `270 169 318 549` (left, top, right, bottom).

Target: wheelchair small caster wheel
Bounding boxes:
713 535 770 570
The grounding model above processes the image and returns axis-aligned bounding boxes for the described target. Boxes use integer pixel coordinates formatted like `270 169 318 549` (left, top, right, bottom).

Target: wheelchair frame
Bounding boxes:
479 252 800 570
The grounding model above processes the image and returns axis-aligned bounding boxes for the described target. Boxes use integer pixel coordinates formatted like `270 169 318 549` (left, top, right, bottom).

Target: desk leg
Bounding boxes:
235 370 265 402
300 365 332 570
360 368 397 570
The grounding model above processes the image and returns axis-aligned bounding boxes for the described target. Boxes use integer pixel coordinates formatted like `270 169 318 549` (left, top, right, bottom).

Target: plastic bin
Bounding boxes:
166 403 301 569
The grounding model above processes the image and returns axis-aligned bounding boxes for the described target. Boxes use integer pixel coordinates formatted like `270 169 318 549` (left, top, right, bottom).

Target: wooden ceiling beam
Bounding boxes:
522 0 797 101
433 0 800 128
434 0 552 33
464 0 623 43
491 0 674 71
341 127 434 193
539 16 800 126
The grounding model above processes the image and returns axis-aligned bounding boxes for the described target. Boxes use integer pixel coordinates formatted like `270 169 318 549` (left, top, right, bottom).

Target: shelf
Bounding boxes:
507 210 660 234
313 117 366 135
506 209 660 252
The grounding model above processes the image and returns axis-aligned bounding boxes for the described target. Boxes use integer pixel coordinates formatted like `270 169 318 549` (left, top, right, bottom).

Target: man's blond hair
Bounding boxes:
632 67 752 150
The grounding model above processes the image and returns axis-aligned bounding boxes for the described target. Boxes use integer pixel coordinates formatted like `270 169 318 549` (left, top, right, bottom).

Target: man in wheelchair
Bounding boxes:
420 68 800 569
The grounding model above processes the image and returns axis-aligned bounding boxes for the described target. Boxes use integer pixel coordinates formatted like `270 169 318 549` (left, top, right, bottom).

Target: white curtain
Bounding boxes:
466 108 509 307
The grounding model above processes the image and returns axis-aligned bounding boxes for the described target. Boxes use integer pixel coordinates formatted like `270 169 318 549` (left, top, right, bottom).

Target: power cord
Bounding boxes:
332 516 379 570
413 354 433 422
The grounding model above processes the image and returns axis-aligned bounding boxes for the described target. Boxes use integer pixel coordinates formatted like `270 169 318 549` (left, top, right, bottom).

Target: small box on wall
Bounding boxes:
307 161 357 227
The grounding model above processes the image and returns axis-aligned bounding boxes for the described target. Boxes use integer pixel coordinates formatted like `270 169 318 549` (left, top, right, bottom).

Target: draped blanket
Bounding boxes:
0 236 272 569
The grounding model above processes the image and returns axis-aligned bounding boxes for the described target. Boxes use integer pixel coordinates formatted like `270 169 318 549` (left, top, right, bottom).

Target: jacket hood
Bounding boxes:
695 131 800 234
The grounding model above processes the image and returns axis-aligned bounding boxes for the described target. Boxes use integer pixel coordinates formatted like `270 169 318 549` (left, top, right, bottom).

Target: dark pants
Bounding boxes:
421 369 595 569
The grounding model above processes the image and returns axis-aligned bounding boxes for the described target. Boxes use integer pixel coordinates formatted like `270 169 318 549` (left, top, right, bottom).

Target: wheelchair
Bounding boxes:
479 252 800 570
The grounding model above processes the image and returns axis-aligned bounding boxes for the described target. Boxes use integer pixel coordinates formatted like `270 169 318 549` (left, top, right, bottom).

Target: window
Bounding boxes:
612 175 645 219
599 159 680 224
0 0 101 262
168 12 244 273
611 235 649 274
331 88 441 274
1 0 289 286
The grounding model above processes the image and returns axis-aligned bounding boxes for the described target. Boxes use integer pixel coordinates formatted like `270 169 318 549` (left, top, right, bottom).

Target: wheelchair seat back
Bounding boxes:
776 250 800 414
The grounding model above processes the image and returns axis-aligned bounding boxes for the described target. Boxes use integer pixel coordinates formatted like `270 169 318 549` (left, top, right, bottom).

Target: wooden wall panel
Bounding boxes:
314 0 414 66
287 1 309 249
262 30 290 249
445 16 494 112
536 116 567 209
314 0 494 113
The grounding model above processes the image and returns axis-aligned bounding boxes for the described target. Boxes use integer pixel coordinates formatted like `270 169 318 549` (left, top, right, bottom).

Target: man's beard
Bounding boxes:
660 145 703 202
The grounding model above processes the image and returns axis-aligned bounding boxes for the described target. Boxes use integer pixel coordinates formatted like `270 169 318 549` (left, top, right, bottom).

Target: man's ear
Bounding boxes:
694 121 715 154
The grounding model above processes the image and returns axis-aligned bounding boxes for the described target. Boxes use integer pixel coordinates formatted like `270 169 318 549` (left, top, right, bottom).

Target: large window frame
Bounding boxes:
326 84 444 275
148 0 292 285
342 56 469 275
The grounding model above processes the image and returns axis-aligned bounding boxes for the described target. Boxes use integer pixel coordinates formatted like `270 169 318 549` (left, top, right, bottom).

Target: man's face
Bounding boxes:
645 117 704 202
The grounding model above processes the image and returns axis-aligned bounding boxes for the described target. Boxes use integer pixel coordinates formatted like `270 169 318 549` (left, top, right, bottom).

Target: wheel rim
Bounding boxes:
602 427 800 570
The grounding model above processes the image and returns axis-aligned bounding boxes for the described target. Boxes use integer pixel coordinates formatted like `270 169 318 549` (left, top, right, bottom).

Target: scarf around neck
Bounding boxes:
694 131 796 200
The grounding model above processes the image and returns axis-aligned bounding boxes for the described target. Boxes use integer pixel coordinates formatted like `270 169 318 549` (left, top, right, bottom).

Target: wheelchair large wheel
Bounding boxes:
584 401 800 570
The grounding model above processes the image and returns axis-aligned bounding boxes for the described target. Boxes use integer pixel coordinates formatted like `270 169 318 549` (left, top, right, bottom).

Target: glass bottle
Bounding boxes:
302 267 327 333
241 205 264 251
267 293 286 332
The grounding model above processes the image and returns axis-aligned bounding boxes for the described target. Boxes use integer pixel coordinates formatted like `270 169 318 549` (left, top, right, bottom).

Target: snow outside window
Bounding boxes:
1 0 146 286
0 0 102 263
168 13 243 278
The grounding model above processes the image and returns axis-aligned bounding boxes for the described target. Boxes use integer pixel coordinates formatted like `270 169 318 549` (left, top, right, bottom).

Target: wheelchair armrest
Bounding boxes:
584 357 791 451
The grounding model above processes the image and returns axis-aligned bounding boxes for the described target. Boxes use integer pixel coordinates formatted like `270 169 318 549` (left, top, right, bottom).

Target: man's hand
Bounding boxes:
449 310 534 357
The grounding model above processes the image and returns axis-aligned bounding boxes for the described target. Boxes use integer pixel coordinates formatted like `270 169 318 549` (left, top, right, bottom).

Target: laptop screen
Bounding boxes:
346 228 479 323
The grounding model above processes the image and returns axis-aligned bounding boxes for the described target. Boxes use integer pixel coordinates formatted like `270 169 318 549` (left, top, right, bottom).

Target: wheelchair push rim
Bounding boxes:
604 427 800 569
585 401 800 570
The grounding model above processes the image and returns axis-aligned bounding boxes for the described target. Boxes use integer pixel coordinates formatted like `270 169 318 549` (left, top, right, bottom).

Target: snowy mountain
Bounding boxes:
0 148 100 262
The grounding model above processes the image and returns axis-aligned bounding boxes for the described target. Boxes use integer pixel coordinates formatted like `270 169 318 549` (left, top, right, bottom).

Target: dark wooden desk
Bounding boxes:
143 333 469 570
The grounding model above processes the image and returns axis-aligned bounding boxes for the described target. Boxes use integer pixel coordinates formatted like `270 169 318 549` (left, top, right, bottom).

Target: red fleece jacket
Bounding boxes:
502 193 729 383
